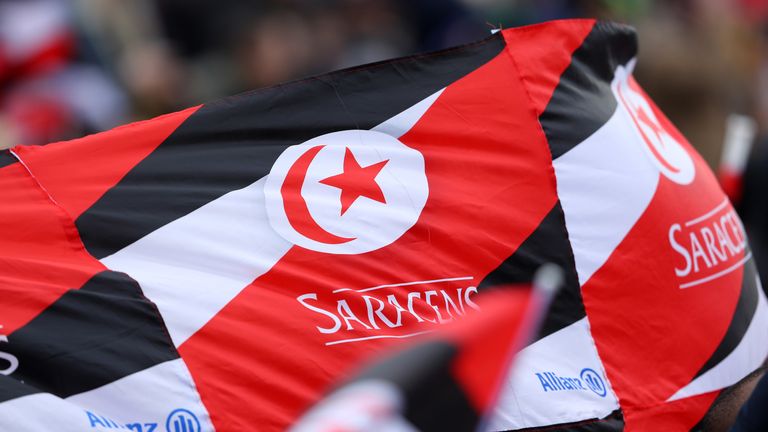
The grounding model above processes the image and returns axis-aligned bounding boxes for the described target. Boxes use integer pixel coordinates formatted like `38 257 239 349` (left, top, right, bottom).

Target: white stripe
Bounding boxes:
684 198 729 228
102 178 292 347
553 106 660 286
668 276 768 401
0 393 99 432
372 89 444 138
325 330 435 346
0 360 214 432
332 276 473 294
67 359 214 431
679 252 752 289
487 318 620 430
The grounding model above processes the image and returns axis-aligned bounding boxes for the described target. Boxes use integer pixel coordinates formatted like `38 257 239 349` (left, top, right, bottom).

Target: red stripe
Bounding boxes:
13 106 200 219
0 106 198 336
501 19 595 116
0 162 104 334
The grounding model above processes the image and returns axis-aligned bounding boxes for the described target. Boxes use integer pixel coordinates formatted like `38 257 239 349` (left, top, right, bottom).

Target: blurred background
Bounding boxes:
3 0 768 264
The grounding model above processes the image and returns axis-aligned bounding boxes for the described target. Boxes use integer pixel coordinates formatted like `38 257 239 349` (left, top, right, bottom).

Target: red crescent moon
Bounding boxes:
281 145 355 245
618 78 681 174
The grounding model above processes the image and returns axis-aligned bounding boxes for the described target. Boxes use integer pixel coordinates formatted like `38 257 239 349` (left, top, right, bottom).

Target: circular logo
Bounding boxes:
265 130 428 254
614 65 695 185
165 408 201 432
580 368 607 398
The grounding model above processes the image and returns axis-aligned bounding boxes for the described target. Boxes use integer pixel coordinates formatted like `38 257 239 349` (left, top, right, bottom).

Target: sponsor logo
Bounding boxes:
84 408 200 432
613 64 695 185
535 368 608 398
580 368 608 397
0 325 18 376
265 130 428 254
669 198 749 289
86 410 157 431
297 276 479 346
166 409 200 432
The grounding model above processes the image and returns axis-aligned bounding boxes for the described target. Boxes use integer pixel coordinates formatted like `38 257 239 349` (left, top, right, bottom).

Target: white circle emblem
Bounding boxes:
613 65 695 185
264 130 428 254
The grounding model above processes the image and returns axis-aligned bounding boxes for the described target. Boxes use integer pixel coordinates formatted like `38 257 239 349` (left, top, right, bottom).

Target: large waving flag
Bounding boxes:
0 19 764 431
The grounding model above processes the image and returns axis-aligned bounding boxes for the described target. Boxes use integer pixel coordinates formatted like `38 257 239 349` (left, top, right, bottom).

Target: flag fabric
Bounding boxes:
0 18 764 431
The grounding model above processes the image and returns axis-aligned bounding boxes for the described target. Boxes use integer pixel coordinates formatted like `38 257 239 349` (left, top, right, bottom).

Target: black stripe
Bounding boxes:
502 409 624 431
0 150 16 169
4 271 178 398
76 35 506 259
693 254 761 379
0 375 39 404
353 340 479 431
540 21 637 160
479 201 585 341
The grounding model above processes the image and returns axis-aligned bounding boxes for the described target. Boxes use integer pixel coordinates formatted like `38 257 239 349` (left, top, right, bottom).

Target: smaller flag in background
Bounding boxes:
718 114 757 205
291 266 563 432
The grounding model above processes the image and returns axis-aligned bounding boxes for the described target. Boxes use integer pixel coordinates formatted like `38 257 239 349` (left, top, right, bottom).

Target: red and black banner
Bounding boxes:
0 19 764 431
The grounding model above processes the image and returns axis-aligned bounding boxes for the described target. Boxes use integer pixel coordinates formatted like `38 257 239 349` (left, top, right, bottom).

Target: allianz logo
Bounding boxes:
535 368 608 398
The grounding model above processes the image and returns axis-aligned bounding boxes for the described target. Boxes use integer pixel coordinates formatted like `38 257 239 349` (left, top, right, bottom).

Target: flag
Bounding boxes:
0 19 764 431
717 114 756 204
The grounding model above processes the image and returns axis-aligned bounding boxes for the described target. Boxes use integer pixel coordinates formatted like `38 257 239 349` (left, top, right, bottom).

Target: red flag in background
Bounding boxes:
291 266 563 432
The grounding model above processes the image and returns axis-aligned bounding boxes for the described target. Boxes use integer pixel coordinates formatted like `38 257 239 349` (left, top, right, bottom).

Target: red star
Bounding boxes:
319 147 389 215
